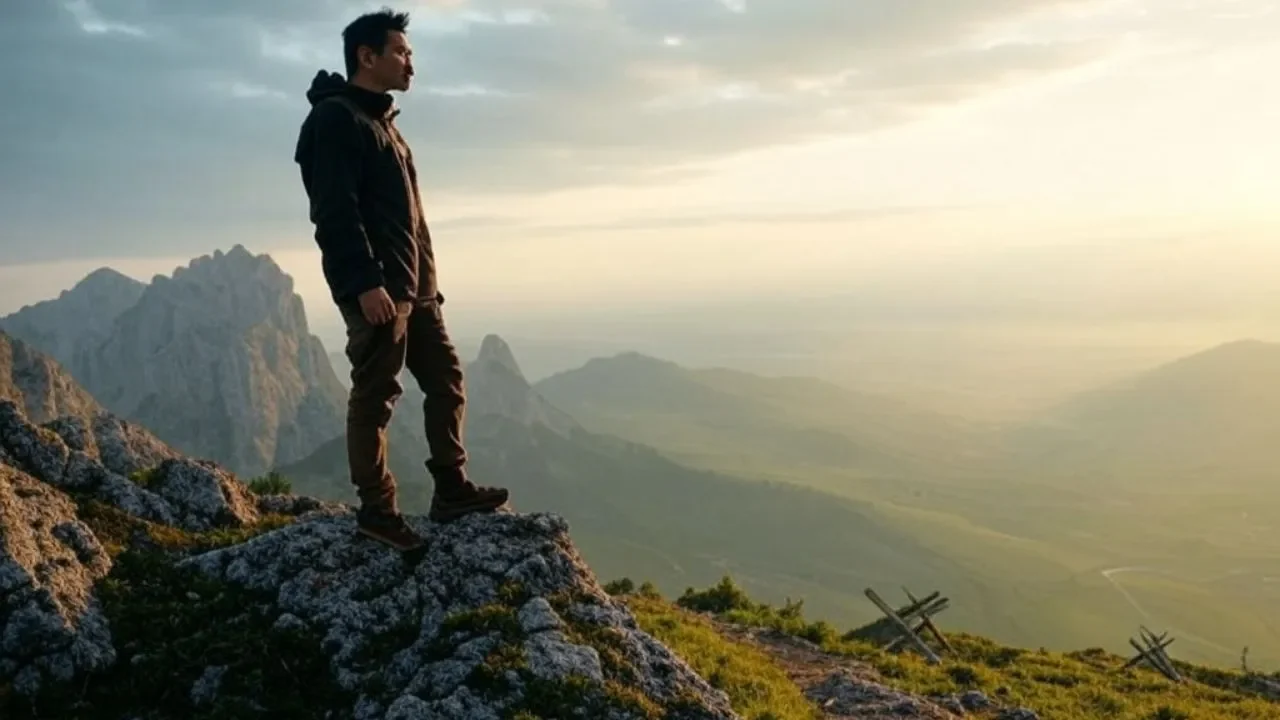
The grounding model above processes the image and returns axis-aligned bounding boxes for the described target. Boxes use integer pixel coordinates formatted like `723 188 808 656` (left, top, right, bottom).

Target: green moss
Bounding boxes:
75 498 293 559
126 466 161 489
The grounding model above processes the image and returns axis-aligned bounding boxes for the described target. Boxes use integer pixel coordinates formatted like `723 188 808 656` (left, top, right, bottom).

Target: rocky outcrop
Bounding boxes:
0 464 115 696
0 331 103 426
806 668 955 719
0 246 349 479
0 393 743 718
182 510 740 719
0 400 265 533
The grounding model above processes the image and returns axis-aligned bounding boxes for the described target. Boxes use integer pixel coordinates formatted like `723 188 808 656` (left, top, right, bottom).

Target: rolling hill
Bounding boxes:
532 351 998 495
1002 339 1280 493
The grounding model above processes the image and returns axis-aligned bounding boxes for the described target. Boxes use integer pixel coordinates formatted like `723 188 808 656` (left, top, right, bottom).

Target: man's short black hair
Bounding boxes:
342 8 410 78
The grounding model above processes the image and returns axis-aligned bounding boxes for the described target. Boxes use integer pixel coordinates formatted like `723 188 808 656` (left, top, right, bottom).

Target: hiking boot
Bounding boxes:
356 508 426 551
428 481 510 523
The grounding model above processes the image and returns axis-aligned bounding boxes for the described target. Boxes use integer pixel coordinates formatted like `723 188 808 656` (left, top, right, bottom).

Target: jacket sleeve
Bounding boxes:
307 101 384 300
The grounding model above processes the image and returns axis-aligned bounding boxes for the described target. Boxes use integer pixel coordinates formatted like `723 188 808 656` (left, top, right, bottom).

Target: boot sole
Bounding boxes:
428 495 510 523
357 525 427 552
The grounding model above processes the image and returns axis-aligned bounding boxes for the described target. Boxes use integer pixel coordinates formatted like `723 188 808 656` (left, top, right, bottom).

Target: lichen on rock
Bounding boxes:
0 399 257 533
181 509 741 719
0 464 115 697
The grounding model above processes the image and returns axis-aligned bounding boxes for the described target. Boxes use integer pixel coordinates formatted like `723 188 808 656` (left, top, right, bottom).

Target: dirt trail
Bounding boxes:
712 620 960 720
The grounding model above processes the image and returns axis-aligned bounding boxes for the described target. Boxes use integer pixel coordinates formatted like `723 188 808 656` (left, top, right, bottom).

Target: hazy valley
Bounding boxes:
5 246 1278 675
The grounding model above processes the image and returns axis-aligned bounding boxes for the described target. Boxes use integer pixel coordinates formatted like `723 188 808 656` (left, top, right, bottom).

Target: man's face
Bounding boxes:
362 30 414 92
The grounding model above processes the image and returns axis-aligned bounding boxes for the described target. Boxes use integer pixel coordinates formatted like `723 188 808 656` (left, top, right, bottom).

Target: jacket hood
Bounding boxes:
294 70 400 167
304 69 398 118
306 70 348 106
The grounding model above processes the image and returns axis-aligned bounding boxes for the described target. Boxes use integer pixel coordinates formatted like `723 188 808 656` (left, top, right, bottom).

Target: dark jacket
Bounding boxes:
294 71 438 307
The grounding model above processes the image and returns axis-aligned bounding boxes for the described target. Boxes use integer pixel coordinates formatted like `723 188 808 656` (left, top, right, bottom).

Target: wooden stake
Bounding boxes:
865 588 941 664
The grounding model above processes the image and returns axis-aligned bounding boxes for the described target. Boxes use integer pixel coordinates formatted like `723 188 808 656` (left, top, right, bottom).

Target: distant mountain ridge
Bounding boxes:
1002 338 1280 491
0 267 146 374
0 245 347 478
532 350 995 489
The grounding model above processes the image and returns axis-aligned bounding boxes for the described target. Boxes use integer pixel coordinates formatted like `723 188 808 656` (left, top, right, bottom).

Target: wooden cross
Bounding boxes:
864 587 950 664
1123 626 1181 682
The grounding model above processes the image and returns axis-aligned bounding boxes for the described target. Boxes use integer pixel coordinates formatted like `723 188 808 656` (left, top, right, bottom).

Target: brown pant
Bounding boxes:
339 297 467 515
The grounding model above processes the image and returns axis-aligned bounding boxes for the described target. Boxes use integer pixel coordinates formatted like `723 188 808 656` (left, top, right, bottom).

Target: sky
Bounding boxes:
1 0 1277 354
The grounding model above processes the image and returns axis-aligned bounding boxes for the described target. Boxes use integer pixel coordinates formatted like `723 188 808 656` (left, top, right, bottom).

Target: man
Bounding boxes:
294 9 509 551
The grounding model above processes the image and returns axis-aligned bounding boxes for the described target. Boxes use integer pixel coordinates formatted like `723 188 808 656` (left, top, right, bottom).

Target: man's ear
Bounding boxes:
358 45 377 69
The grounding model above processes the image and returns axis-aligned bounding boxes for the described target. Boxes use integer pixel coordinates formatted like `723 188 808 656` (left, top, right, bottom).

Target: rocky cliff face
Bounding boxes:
1 245 348 479
0 344 742 719
0 331 102 426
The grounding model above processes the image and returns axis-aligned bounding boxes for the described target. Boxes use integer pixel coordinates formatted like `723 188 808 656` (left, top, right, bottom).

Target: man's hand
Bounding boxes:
358 287 396 325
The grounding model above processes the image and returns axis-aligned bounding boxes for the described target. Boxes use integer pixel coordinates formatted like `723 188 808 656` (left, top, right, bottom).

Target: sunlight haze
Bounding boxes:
4 0 1280 703
3 0 1276 417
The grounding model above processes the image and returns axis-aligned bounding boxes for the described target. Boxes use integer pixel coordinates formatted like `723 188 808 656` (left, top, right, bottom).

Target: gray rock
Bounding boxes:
385 694 437 720
256 493 343 517
962 689 993 710
0 331 104 426
0 464 115 695
525 630 604 681
147 457 260 531
181 510 741 719
272 613 307 633
806 668 955 719
190 665 227 706
518 596 562 633
0 400 266 535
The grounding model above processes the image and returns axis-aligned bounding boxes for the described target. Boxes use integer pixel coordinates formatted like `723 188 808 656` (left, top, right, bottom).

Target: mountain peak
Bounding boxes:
71 267 143 295
476 334 524 378
465 334 579 436
171 244 292 295
0 268 147 373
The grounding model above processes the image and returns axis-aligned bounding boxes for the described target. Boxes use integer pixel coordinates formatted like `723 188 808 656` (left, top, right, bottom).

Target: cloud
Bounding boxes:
63 0 147 36
0 0 1162 263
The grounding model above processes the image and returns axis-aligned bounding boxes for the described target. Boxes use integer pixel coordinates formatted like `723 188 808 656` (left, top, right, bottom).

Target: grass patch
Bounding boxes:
625 592 821 720
628 576 1280 720
246 470 292 495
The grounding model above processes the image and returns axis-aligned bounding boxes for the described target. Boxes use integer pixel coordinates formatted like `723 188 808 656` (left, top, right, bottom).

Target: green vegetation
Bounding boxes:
624 595 822 719
615 576 1280 720
126 465 160 489
246 469 293 495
